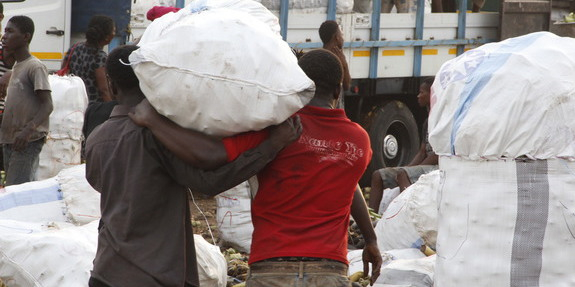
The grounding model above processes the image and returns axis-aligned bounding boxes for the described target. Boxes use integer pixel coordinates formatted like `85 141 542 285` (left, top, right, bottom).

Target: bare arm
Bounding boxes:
95 67 113 102
407 142 426 166
419 153 438 166
396 153 437 191
13 90 53 151
167 117 302 196
0 71 12 99
129 99 228 169
351 185 382 285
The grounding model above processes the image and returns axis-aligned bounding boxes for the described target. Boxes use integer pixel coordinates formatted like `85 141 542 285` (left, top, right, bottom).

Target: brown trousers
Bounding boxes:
246 260 351 287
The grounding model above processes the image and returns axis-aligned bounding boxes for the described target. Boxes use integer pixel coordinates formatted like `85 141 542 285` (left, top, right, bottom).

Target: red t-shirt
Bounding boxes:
223 105 372 264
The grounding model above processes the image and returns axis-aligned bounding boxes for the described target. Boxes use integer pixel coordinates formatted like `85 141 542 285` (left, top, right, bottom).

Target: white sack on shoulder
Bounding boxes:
429 32 575 160
132 3 314 136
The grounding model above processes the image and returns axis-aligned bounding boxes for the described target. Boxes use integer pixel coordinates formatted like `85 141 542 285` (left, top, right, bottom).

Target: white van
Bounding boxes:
2 0 71 71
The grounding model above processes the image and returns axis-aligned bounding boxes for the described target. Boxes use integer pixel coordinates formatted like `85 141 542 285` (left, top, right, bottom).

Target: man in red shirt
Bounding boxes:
130 49 382 286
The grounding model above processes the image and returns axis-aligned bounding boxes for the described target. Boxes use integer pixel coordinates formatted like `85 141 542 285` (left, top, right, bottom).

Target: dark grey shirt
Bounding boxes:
86 105 276 287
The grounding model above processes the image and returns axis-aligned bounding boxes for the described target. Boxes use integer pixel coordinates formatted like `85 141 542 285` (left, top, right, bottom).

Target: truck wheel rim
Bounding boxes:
383 134 399 160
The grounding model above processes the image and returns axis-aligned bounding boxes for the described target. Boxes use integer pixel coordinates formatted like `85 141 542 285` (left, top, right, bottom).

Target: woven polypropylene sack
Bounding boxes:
131 2 314 136
429 32 575 160
375 170 440 252
216 181 253 253
194 234 227 287
36 75 88 180
435 157 575 287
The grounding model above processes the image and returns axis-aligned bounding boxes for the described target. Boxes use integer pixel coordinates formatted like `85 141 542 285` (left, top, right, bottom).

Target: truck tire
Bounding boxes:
368 100 420 172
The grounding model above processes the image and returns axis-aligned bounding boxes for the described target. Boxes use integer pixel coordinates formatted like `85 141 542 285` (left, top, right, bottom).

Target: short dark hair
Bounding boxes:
106 45 140 90
422 77 435 89
86 15 115 45
0 3 4 15
8 15 35 42
319 20 339 44
298 49 342 92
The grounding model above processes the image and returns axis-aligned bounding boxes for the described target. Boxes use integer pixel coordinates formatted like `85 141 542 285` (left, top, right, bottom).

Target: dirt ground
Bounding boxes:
189 191 220 245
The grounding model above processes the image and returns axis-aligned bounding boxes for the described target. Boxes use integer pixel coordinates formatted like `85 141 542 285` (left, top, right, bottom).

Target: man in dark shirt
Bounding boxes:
85 45 301 287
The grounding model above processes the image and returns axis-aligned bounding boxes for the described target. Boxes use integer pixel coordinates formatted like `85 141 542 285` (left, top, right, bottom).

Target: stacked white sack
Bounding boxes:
429 32 575 160
0 220 97 287
131 0 314 136
435 157 575 287
0 164 100 225
429 32 575 287
374 170 440 252
36 75 88 180
216 181 253 253
256 0 354 14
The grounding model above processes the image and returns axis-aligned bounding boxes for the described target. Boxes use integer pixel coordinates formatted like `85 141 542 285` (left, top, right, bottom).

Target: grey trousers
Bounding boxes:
3 138 44 186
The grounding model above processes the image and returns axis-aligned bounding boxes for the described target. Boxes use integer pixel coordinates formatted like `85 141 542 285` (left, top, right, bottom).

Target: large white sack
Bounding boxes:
56 164 101 225
36 75 88 180
37 139 83 181
0 220 98 287
429 32 575 160
375 170 440 252
0 178 66 223
0 165 100 225
194 234 228 287
0 221 227 287
435 156 575 287
132 2 314 136
216 181 253 253
347 248 426 276
378 187 400 215
376 255 435 287
256 0 354 13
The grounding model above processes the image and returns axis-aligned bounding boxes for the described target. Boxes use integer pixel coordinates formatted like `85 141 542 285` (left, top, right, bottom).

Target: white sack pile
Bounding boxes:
429 31 575 160
132 0 314 136
374 170 440 252
36 75 88 180
0 220 97 287
0 164 99 225
0 220 228 287
429 32 575 287
0 166 228 287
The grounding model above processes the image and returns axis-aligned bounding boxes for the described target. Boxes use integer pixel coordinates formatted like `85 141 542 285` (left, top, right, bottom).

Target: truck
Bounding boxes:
2 0 573 182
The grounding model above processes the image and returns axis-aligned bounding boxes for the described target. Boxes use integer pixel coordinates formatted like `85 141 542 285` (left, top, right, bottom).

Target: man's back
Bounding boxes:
86 105 199 286
224 105 372 264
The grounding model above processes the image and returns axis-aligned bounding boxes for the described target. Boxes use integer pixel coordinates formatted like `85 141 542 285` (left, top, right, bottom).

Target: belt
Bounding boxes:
261 257 337 262
249 260 348 276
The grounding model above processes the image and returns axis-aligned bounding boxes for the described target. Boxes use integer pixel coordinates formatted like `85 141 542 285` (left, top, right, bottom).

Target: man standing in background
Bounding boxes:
0 15 52 186
319 20 351 108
